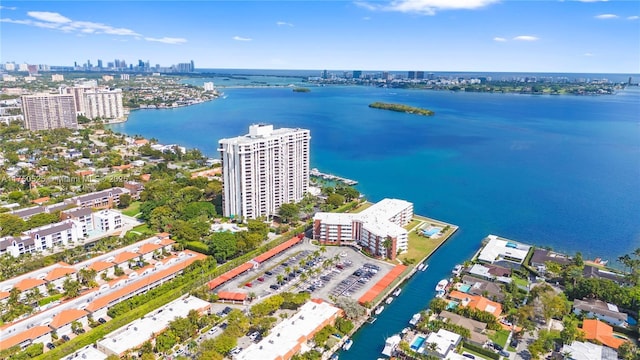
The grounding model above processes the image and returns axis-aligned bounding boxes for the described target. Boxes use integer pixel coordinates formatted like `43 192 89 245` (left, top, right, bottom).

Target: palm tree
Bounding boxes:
276 275 284 285
320 246 327 255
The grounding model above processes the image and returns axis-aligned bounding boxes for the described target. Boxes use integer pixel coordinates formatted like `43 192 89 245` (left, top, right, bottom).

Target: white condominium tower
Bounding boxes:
219 124 311 220
21 93 78 130
62 86 125 121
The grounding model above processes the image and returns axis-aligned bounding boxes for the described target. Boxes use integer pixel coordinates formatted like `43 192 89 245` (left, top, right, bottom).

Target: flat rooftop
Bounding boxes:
96 296 210 356
476 235 531 264
237 299 342 360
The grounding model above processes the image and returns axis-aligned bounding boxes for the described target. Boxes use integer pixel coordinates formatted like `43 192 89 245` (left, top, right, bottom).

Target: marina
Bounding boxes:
310 168 358 185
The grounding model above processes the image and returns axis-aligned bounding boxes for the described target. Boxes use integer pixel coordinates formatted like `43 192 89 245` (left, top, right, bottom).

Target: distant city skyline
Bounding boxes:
1 1 639 74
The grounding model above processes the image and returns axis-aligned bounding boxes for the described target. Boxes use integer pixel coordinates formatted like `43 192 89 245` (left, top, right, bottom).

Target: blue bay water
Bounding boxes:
110 85 640 358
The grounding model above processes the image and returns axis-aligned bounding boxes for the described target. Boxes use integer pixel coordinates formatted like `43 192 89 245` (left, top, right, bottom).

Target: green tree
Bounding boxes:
155 330 178 353
429 298 448 315
278 203 299 223
118 193 132 209
617 341 639 360
0 214 27 236
210 333 237 355
62 277 81 299
207 231 237 262
560 316 584 345
326 193 345 208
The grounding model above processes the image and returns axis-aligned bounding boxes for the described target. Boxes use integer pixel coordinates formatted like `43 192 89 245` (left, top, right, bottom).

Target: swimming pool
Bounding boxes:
447 301 458 310
422 226 442 237
411 335 426 351
458 284 471 293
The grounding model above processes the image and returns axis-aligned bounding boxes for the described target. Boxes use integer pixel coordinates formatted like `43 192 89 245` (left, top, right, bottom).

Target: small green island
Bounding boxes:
369 102 434 116
293 87 311 93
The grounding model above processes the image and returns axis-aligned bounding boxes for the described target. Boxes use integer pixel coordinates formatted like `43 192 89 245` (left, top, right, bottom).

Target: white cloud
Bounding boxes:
1 10 184 44
594 13 618 19
233 36 252 41
493 37 507 42
276 21 294 27
145 37 187 44
583 52 594 56
356 0 499 15
0 6 17 10
27 11 71 23
627 15 639 20
513 35 539 41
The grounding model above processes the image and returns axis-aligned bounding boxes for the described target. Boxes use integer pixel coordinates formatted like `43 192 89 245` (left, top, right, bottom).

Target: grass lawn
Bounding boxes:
121 201 141 217
461 344 494 359
488 329 510 347
348 202 373 213
404 219 422 231
131 223 154 235
512 275 528 288
398 228 444 264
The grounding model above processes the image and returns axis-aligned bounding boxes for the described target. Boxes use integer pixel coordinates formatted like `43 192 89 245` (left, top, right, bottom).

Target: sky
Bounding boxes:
1 1 639 73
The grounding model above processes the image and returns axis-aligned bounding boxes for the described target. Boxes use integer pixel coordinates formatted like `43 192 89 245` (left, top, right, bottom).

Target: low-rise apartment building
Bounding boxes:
313 198 413 260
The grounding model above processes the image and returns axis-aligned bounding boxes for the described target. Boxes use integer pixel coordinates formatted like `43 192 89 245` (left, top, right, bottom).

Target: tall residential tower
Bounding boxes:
218 124 310 220
21 93 78 130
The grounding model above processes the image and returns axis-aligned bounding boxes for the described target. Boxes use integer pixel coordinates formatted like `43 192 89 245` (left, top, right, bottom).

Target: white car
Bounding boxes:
208 326 219 335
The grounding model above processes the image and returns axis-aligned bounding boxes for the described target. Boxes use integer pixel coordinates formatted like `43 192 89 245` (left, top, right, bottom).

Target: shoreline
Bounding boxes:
329 211 459 358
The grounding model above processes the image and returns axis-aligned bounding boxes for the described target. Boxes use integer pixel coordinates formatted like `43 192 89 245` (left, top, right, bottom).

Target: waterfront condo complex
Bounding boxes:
312 198 413 260
218 124 311 220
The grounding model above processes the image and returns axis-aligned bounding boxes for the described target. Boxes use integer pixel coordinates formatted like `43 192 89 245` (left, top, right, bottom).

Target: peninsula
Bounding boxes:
369 102 435 116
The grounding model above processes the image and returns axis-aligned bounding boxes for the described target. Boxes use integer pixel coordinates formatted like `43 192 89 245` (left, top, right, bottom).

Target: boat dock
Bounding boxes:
310 168 358 185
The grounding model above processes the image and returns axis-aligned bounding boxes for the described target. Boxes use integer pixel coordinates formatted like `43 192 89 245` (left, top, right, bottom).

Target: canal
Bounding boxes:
337 228 482 360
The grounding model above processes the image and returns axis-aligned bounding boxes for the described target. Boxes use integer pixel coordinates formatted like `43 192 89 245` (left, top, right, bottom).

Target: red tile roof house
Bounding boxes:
44 266 77 290
0 325 52 351
48 309 89 336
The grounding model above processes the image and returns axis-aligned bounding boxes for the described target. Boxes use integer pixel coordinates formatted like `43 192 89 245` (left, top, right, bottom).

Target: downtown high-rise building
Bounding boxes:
218 124 310 220
21 94 78 130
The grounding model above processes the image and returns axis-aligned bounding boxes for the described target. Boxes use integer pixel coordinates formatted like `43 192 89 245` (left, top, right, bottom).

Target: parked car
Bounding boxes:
220 322 228 330
46 343 55 350
270 284 280 290
61 335 70 342
462 354 475 359
97 318 107 324
498 350 510 358
208 326 219 335
257 277 265 282
245 282 253 287
222 306 233 315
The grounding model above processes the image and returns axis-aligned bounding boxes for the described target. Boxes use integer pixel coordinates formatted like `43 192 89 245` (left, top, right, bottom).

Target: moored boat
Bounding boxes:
421 263 429 271
393 288 402 297
375 305 385 315
435 279 448 298
409 312 421 326
381 334 401 357
452 264 463 276
342 338 353 351
385 297 394 304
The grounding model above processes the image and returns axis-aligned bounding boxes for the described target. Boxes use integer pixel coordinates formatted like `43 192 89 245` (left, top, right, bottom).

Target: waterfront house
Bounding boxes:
439 310 489 346
581 319 627 349
448 291 502 318
582 265 631 286
561 341 618 360
424 329 461 359
573 298 628 327
460 275 505 302
476 235 531 269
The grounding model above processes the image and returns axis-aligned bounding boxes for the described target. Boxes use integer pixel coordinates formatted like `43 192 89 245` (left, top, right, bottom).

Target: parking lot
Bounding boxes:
217 239 394 304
